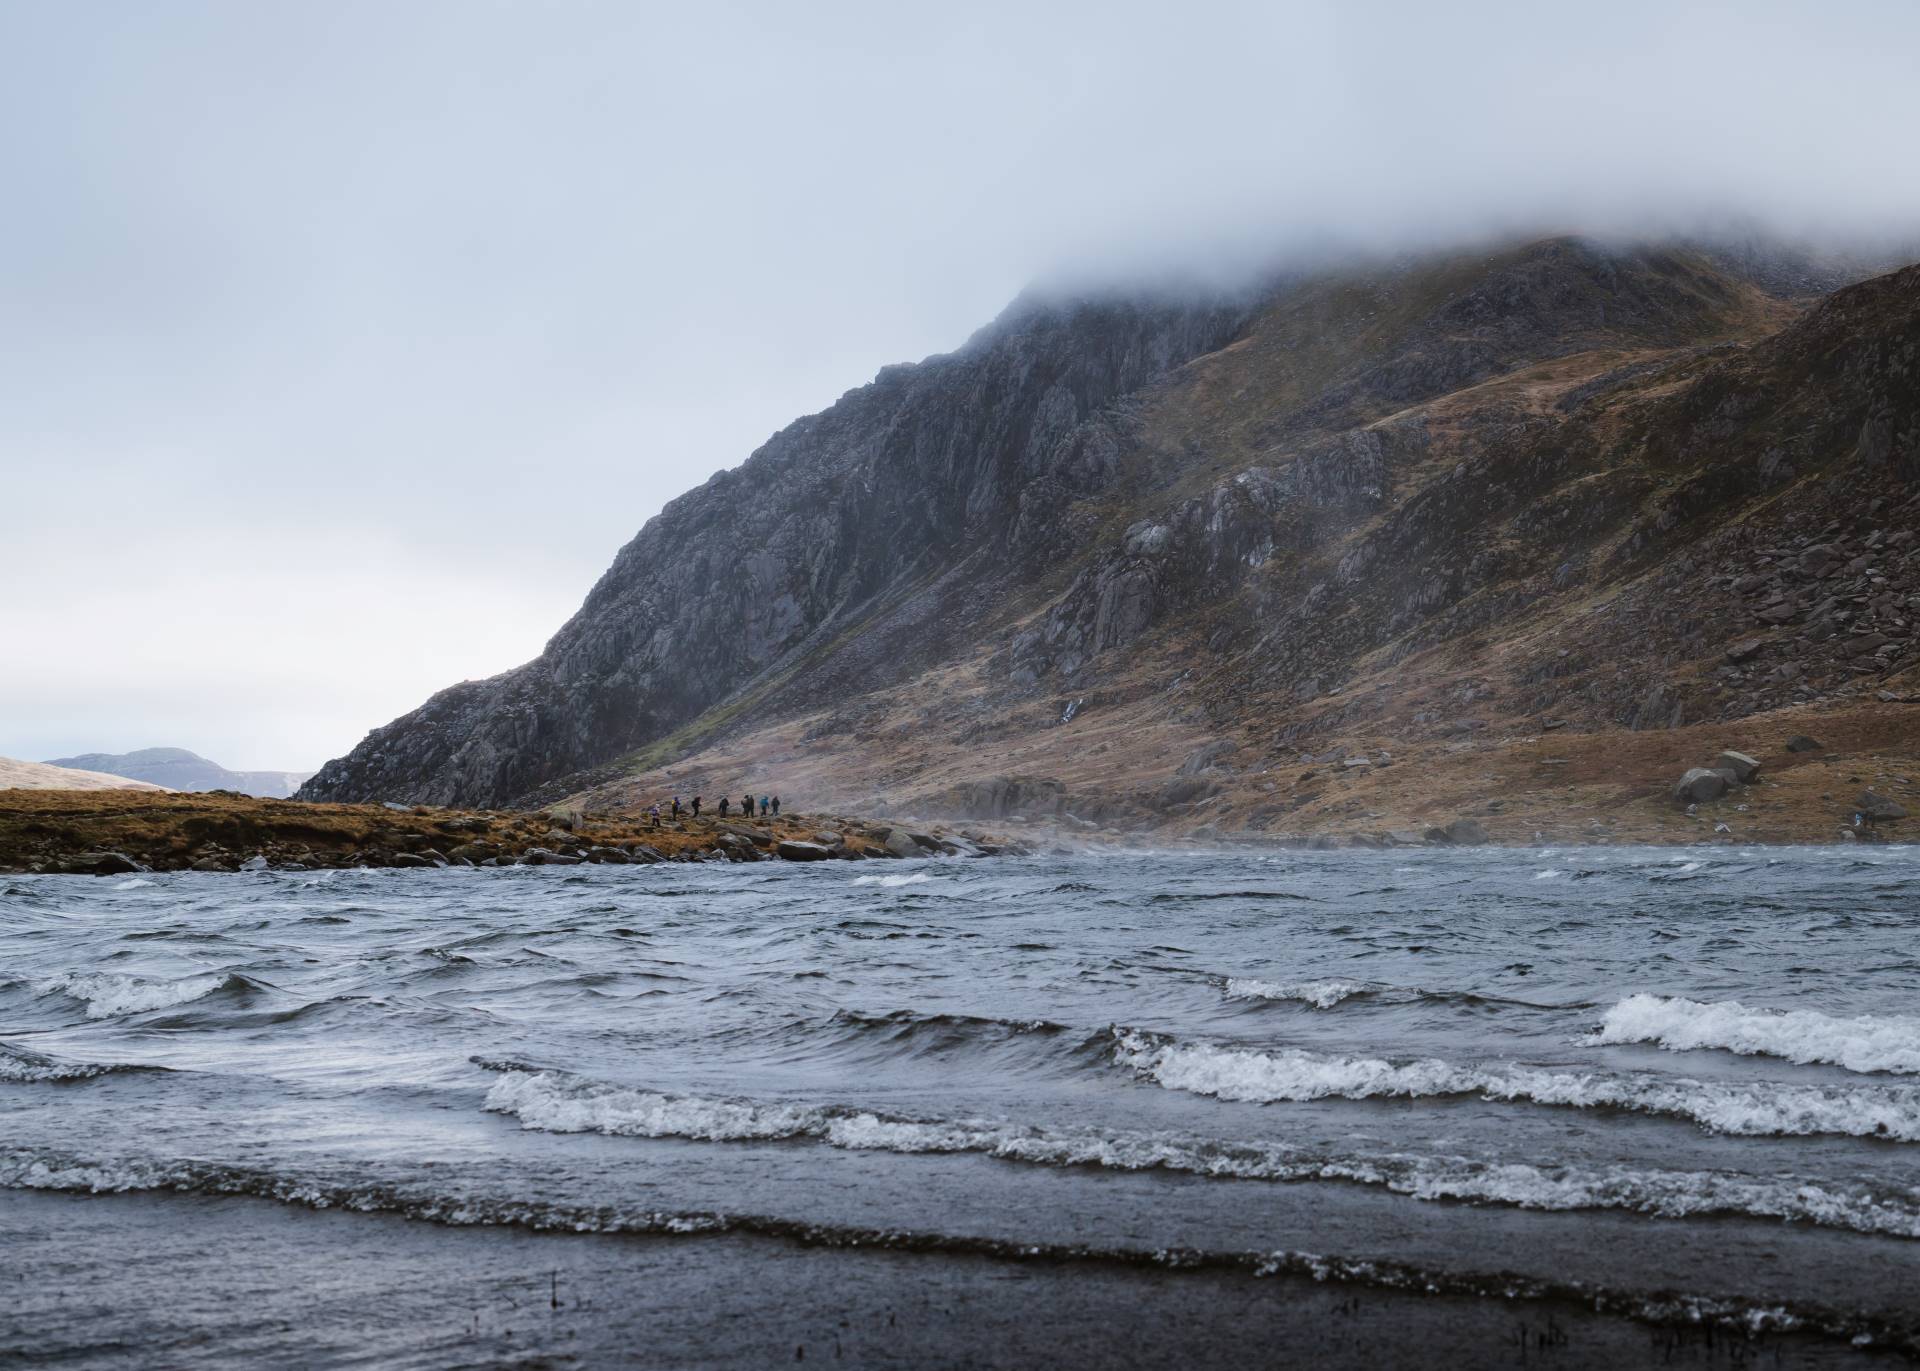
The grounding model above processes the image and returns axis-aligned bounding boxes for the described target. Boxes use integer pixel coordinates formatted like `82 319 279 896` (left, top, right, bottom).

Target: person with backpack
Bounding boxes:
718 796 730 818
771 796 780 817
692 796 702 818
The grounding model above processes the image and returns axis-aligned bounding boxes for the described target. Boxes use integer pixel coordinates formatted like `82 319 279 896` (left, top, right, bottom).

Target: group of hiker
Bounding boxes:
646 791 781 827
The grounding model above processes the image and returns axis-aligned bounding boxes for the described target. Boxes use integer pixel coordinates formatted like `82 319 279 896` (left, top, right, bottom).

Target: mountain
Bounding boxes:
48 748 313 799
299 235 1920 837
0 757 167 792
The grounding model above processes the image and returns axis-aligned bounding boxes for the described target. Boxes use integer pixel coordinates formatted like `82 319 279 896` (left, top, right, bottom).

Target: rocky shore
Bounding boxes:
0 791 1017 876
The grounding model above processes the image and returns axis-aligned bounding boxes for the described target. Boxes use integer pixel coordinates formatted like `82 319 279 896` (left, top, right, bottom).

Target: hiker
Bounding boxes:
649 803 661 830
771 796 780 816
758 795 770 817
692 795 702 818
742 794 753 820
671 796 682 819
719 796 730 818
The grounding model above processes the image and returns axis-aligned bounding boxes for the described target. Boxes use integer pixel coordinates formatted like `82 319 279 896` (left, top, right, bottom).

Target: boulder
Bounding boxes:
1858 791 1908 821
1307 834 1340 850
65 850 145 875
1439 818 1491 846
390 852 435 868
1673 768 1730 805
521 847 582 866
1724 639 1764 663
587 846 631 864
1156 776 1219 807
1716 751 1762 784
813 831 844 847
237 855 270 872
1785 735 1823 753
626 845 665 864
189 856 232 872
1385 830 1429 847
776 840 834 861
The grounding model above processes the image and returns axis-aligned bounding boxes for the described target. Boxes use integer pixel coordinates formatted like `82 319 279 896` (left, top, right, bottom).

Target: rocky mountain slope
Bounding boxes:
0 757 166 792
49 747 312 798
301 235 1919 842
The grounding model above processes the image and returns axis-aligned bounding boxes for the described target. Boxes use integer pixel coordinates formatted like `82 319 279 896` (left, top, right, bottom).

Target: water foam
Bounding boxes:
38 971 233 1019
1111 1031 1920 1141
1598 994 1920 1075
480 1071 1920 1238
1224 978 1368 1009
4 1145 1904 1350
0 1041 146 1083
853 872 932 888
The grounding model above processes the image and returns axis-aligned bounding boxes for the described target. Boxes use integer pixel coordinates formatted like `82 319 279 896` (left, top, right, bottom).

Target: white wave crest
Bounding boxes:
0 1043 126 1083
1225 978 1367 1009
113 878 156 890
1598 994 1920 1075
38 972 230 1019
852 872 932 888
1111 1031 1920 1141
477 1072 1920 1238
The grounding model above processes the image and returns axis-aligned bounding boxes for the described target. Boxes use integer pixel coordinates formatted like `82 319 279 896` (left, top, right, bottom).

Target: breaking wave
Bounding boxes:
0 1146 1907 1353
479 1070 1920 1238
1597 994 1920 1075
37 971 239 1020
1110 1030 1920 1141
1224 978 1368 1009
0 1041 160 1084
852 872 932 888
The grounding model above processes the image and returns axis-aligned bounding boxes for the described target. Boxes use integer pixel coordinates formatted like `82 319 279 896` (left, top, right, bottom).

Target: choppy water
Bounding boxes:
5 846 1920 1356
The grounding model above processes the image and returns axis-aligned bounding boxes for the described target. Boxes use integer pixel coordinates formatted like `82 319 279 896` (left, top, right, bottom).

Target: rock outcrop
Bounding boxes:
299 235 1920 825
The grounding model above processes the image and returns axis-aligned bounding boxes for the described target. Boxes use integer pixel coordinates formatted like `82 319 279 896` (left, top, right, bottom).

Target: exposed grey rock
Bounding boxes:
189 856 231 872
881 829 919 859
1176 741 1236 776
1857 790 1908 820
1433 818 1491 846
65 851 145 875
1785 734 1823 753
521 847 582 866
776 840 834 861
587 846 631 864
237 855 270 872
1673 768 1730 804
390 852 434 868
1716 751 1762 784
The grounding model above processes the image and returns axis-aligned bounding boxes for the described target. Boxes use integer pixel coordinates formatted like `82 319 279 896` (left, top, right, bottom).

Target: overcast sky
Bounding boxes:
4 0 1918 770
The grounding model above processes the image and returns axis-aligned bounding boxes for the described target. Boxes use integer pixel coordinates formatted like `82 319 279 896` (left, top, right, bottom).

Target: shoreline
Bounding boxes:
1 787 1913 876
5 1188 1904 1368
0 790 1017 876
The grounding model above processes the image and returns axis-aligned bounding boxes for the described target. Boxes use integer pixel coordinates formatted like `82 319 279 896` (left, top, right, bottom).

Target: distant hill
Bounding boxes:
0 756 168 792
45 748 313 799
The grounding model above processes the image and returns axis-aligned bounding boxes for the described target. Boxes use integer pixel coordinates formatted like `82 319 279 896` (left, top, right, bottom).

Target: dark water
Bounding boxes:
4 846 1920 1365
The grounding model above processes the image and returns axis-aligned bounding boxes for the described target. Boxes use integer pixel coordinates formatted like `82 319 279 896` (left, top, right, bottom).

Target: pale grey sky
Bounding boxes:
4 0 1917 769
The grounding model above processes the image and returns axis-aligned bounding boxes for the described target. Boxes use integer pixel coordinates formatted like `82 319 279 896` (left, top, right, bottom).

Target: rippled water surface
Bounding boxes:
5 846 1920 1360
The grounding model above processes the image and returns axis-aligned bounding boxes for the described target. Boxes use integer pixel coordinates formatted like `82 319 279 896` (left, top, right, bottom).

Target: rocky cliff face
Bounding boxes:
301 289 1250 805
301 236 1920 823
